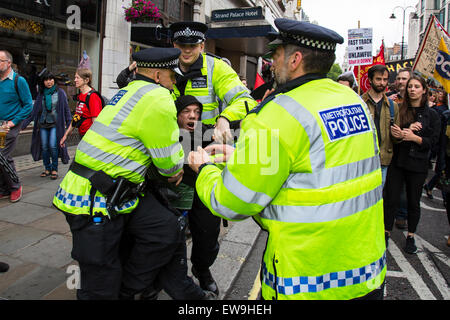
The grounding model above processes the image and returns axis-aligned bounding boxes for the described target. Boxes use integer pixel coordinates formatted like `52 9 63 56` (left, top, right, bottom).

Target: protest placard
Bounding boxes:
348 28 373 66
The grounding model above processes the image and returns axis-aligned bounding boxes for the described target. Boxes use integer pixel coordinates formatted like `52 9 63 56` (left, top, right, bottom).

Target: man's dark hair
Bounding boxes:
337 73 354 87
397 67 412 77
368 64 388 81
284 44 336 74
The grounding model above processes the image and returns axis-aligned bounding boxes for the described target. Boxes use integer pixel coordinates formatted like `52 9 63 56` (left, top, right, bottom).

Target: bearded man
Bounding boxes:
362 64 400 186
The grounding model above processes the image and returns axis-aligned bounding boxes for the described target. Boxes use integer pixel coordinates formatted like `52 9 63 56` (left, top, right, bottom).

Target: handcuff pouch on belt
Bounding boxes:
69 161 145 217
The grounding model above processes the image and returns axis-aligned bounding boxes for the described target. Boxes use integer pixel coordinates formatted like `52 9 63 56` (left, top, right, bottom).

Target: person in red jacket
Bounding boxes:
60 68 102 146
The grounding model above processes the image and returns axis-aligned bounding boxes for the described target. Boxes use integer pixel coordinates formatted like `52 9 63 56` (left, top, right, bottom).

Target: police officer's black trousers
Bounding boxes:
188 192 221 273
64 213 126 300
119 192 205 299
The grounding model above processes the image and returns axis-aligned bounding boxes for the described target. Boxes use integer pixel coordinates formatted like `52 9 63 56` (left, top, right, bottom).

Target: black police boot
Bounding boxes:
192 266 219 296
0 262 9 273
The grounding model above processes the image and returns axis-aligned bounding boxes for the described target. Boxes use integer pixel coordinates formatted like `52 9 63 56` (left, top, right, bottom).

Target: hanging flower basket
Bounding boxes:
123 0 161 24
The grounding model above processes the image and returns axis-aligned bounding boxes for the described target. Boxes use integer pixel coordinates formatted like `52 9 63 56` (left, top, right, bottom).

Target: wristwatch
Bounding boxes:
198 162 215 174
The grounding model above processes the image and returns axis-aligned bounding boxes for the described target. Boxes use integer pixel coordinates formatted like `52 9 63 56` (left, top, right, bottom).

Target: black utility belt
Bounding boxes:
69 161 145 217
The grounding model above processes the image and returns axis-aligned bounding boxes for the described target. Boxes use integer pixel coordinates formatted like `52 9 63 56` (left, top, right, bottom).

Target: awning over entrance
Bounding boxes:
206 24 276 57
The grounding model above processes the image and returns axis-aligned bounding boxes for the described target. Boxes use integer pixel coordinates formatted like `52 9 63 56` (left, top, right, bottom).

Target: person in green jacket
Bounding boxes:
189 19 386 300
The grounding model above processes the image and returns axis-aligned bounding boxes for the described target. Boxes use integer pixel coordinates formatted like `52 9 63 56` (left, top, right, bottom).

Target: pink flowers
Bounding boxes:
123 0 161 23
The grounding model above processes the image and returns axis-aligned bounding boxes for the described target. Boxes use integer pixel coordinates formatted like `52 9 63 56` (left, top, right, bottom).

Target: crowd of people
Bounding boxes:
0 17 449 300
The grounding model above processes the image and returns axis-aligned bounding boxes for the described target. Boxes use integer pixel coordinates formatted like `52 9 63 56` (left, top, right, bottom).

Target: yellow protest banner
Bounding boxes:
434 37 450 93
414 15 450 78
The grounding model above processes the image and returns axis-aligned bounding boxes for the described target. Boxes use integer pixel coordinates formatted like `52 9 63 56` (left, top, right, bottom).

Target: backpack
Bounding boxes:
71 90 108 128
387 97 395 124
13 73 24 107
85 89 108 109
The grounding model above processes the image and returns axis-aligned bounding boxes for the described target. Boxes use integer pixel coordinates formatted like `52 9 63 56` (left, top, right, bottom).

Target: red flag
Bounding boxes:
353 41 385 93
254 57 265 89
254 72 265 89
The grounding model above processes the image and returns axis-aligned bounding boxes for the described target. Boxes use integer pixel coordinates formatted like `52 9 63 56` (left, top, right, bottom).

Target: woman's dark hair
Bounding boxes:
399 75 429 127
39 70 56 93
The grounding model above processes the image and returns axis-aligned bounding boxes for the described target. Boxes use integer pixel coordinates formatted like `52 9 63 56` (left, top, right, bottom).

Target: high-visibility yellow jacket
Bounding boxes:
173 53 257 124
53 79 184 216
195 75 386 300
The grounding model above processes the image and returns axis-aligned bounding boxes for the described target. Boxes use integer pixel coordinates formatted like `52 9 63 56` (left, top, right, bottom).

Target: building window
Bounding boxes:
153 0 165 11
168 0 181 19
154 0 194 23
440 7 446 25
448 4 450 31
184 1 193 21
435 0 440 10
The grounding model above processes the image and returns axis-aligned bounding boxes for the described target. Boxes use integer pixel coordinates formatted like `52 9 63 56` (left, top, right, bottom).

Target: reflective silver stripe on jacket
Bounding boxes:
89 122 149 155
201 108 220 121
158 158 184 175
210 183 249 221
77 140 148 177
222 168 272 207
282 155 380 190
148 142 182 159
261 185 383 223
89 83 160 158
87 83 183 175
273 95 326 170
206 55 216 100
223 85 252 106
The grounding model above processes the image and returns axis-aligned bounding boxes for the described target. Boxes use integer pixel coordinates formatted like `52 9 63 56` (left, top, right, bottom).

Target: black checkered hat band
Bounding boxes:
280 31 336 51
174 27 205 40
137 58 179 69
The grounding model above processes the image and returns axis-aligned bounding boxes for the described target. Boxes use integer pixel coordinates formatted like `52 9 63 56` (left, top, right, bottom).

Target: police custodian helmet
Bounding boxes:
170 21 208 44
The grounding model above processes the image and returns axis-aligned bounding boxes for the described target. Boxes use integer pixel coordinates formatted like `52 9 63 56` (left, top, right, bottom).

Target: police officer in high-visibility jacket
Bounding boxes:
169 21 257 143
189 19 386 300
53 48 186 300
168 21 257 294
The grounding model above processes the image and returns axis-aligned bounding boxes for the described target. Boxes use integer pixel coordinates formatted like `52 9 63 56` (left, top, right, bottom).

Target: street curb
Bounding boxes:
212 218 262 300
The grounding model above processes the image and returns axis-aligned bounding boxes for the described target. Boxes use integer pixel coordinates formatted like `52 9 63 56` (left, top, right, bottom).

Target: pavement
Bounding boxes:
0 146 262 300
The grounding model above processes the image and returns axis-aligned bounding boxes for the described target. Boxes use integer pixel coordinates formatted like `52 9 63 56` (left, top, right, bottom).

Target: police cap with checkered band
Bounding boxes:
267 18 344 54
132 47 181 69
170 21 208 44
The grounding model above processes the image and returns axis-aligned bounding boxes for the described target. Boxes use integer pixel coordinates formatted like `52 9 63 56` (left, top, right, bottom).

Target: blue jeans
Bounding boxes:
40 127 58 172
381 165 388 189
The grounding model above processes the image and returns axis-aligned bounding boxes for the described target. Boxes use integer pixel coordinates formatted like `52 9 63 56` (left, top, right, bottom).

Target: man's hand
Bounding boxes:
168 169 184 186
188 146 211 173
129 61 137 72
204 144 236 163
214 117 233 144
262 88 275 101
